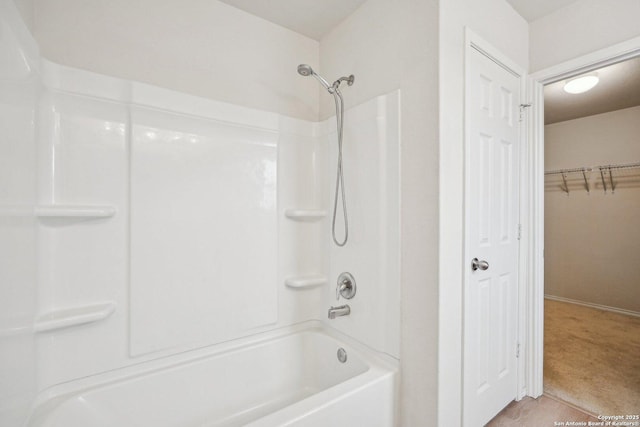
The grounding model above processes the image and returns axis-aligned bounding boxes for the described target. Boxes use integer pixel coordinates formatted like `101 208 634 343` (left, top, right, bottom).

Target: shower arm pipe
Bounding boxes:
332 75 355 90
317 73 353 94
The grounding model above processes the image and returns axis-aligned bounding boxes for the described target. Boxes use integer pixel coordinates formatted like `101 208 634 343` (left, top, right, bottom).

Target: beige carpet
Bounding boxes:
544 299 640 416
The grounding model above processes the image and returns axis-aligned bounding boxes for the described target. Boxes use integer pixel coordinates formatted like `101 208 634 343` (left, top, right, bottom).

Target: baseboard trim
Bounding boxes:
544 295 640 318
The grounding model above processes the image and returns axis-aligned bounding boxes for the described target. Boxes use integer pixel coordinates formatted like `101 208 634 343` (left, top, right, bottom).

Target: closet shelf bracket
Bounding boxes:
544 167 591 195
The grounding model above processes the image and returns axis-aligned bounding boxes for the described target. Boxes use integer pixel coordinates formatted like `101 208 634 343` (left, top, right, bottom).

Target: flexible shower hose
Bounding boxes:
331 88 348 247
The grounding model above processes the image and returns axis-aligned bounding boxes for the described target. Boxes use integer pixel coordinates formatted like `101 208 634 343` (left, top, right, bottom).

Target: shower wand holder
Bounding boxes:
339 75 355 86
329 75 355 93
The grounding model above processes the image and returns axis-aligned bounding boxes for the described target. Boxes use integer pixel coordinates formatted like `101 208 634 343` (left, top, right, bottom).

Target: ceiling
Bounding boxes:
544 57 640 125
506 0 579 22
217 0 368 40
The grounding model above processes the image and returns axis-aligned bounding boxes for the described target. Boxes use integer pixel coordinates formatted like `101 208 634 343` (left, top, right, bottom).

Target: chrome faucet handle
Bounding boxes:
336 281 347 300
336 272 356 300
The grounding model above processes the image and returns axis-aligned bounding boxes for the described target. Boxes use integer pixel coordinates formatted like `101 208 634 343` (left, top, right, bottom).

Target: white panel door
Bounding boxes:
464 46 520 427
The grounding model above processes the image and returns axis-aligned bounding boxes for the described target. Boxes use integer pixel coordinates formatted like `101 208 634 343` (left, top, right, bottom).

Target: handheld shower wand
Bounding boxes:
297 64 354 247
297 64 332 91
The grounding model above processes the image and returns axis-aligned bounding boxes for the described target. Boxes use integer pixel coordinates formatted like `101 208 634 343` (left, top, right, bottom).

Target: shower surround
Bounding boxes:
0 2 400 425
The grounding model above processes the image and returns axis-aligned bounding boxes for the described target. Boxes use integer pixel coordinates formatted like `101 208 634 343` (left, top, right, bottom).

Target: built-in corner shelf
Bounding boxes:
284 275 327 289
284 209 327 221
35 205 116 218
34 301 116 333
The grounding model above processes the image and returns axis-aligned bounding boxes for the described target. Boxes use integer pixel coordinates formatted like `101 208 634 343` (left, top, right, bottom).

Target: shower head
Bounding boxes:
297 64 333 92
297 64 313 77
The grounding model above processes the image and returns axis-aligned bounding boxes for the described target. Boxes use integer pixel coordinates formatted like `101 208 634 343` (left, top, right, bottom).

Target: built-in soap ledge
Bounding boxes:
284 209 327 220
34 301 116 333
35 205 116 218
285 275 327 289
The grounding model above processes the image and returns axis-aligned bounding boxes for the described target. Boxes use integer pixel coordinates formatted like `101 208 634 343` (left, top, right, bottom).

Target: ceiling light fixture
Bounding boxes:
563 74 599 94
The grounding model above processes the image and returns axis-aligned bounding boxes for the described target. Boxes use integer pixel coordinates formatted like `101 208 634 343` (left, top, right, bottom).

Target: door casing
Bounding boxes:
526 34 640 399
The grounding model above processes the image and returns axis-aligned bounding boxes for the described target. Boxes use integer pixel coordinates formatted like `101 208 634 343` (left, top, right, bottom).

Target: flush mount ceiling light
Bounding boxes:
563 74 599 94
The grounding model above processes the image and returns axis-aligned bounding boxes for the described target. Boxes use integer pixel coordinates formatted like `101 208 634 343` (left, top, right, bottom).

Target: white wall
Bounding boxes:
31 0 320 121
439 0 528 424
320 0 440 424
0 1 39 425
545 106 640 313
530 0 640 72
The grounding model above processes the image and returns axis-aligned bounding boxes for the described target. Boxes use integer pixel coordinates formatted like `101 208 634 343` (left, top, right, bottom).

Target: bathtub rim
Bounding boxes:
25 320 398 425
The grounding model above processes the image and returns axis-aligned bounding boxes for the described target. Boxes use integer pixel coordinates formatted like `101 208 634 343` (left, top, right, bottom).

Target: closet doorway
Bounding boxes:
542 55 640 416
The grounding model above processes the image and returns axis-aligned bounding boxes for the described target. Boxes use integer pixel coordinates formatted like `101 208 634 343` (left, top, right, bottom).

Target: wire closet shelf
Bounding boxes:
544 161 640 194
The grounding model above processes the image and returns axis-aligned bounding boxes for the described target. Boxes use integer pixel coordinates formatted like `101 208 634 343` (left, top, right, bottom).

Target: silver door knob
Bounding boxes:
471 258 489 271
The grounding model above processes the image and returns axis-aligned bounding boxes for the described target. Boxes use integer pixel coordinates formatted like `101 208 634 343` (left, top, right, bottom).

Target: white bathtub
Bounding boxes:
26 322 398 427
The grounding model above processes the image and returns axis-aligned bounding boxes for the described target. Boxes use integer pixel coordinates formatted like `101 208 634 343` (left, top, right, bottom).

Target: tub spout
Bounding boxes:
328 305 350 319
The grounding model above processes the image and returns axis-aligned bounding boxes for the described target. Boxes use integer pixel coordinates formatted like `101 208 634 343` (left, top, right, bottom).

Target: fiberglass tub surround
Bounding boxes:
28 61 400 424
32 56 401 378
1 2 400 425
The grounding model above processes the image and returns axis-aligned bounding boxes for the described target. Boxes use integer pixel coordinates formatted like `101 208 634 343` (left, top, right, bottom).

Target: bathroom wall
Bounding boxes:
545 106 640 313
31 0 320 121
530 0 640 72
439 0 528 424
320 0 440 423
0 1 39 425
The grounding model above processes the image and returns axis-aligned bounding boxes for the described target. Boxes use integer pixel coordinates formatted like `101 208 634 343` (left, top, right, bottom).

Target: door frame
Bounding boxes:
526 35 640 399
462 29 528 425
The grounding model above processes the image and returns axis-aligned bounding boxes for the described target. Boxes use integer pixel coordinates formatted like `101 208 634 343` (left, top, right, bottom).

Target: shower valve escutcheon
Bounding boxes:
336 272 356 300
